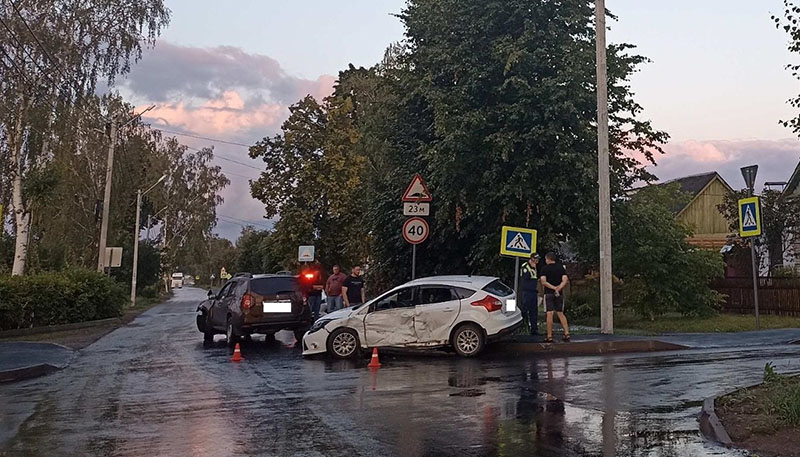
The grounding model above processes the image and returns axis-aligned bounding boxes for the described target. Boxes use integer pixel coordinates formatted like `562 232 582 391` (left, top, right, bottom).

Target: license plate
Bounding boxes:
263 302 292 313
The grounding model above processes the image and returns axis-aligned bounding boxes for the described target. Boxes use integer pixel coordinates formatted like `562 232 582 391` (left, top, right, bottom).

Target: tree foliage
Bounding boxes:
613 185 724 318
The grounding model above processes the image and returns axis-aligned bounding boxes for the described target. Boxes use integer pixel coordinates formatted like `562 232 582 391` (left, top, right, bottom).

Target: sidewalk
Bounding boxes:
496 328 800 357
0 342 75 383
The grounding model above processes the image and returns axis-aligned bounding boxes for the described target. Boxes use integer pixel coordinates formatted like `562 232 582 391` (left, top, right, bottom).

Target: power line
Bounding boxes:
218 213 271 228
153 126 252 148
216 216 271 230
182 144 264 171
10 1 72 85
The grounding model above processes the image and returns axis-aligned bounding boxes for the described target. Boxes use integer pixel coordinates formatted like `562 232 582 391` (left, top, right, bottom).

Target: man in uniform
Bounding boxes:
520 253 540 335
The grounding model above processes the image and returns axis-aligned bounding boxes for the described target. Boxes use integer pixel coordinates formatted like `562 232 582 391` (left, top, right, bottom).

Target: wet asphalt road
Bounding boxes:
2 288 800 457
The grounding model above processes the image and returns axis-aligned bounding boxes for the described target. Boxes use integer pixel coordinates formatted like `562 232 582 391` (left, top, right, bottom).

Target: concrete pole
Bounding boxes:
97 118 117 272
596 0 614 334
131 189 142 307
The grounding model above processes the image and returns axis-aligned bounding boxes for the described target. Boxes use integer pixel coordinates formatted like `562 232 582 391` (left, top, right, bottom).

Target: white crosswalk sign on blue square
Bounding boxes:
738 197 761 238
500 226 537 258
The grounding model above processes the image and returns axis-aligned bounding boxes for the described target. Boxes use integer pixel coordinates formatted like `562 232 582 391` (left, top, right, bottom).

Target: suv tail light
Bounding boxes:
241 293 254 310
471 295 502 312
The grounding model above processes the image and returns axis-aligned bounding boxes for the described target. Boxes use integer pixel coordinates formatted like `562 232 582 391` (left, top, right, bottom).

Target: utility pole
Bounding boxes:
131 175 166 307
131 189 143 306
741 165 760 330
596 0 614 334
97 117 117 272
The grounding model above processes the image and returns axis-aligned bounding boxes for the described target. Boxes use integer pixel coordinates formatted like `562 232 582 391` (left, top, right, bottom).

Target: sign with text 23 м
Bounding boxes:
738 197 762 238
500 226 537 258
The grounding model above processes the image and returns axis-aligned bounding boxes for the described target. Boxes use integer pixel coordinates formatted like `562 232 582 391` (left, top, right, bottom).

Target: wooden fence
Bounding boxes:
711 277 800 316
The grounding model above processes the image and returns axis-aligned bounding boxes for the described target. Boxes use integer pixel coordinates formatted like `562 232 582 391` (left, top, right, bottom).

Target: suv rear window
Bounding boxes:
482 279 513 297
250 277 298 296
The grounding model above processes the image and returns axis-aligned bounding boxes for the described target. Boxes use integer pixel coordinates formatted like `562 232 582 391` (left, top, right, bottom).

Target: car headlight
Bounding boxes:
308 319 332 334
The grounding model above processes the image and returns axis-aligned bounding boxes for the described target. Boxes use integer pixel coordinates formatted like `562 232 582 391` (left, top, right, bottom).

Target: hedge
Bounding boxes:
0 269 126 331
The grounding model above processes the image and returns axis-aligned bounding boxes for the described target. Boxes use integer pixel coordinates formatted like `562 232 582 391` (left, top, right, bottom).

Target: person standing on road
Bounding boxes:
520 253 540 335
305 263 325 322
539 252 570 343
325 265 347 312
341 266 366 308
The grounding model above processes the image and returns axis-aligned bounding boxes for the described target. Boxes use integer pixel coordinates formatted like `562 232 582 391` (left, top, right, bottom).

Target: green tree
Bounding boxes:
0 0 170 275
613 185 724 318
234 227 280 274
360 1 666 288
249 69 372 270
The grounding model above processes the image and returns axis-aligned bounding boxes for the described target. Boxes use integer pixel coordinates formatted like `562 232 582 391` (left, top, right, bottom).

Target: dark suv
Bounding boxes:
196 274 311 345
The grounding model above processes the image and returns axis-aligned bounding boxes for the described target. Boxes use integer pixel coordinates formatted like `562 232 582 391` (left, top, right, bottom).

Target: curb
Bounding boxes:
495 339 688 356
0 363 61 384
698 397 733 446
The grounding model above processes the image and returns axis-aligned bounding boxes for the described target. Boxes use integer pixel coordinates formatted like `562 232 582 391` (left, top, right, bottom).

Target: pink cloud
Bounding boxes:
665 140 728 163
144 90 284 136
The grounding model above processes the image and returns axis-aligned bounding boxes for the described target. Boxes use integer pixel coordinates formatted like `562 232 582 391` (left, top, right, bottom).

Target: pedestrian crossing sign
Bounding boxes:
500 226 537 258
738 197 762 238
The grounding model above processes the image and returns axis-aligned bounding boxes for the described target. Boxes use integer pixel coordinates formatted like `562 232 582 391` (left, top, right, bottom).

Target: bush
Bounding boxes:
566 282 601 321
139 284 160 299
0 268 125 330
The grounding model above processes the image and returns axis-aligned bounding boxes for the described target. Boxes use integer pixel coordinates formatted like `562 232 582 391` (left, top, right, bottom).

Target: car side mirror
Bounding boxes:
207 290 214 298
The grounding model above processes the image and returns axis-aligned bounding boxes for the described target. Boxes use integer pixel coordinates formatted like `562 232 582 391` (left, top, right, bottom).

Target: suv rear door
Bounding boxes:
246 276 305 323
413 286 461 344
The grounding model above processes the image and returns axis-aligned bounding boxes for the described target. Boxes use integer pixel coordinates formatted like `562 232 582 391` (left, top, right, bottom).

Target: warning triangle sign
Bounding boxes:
402 174 432 202
743 206 756 227
507 233 530 251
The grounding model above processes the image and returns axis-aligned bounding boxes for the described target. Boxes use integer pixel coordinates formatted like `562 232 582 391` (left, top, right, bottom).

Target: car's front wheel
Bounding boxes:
327 328 360 359
197 310 214 343
452 324 485 357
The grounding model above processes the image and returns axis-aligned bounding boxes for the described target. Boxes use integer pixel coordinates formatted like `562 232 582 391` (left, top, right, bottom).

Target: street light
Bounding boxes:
131 174 167 307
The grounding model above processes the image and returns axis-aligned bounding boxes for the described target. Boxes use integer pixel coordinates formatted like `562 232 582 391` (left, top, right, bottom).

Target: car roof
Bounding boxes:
403 275 498 289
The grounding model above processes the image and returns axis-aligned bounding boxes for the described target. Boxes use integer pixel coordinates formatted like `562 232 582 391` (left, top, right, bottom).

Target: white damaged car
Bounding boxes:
301 275 522 358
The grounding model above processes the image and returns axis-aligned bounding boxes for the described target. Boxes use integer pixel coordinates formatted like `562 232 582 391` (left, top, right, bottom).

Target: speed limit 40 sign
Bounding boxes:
403 217 429 245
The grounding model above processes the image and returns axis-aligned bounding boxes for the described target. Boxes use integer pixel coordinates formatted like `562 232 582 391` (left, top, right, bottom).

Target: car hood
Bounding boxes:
322 306 360 321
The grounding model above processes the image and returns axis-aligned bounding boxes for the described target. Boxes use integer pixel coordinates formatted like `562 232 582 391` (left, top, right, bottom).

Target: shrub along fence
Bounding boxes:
0 269 126 331
711 277 800 317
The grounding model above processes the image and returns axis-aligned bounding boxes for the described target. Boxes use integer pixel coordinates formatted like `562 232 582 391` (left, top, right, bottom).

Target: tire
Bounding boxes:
327 328 360 359
226 316 239 347
197 311 214 343
452 324 485 357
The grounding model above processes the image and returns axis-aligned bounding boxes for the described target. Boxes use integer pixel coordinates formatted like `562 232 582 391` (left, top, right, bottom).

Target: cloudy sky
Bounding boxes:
119 0 800 240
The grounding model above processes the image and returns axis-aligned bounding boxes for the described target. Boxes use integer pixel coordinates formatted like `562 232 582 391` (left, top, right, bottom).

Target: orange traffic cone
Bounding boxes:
368 347 381 369
231 343 244 362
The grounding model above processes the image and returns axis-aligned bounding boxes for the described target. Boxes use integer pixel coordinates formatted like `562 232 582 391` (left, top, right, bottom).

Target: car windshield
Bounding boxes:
482 279 513 297
250 277 298 296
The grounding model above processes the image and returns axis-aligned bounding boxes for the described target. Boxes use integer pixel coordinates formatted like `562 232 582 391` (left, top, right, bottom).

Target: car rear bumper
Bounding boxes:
487 319 523 342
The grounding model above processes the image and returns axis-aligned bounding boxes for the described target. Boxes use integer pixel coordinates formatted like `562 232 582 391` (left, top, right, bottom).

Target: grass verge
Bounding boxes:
573 310 800 334
0 294 168 349
716 364 800 457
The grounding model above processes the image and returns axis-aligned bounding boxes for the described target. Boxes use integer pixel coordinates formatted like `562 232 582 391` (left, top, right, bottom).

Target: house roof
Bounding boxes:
785 159 800 196
659 171 734 214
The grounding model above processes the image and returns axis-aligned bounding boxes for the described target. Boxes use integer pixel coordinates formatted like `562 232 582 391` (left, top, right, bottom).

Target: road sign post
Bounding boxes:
740 164 761 330
500 226 538 302
738 195 762 330
402 174 432 280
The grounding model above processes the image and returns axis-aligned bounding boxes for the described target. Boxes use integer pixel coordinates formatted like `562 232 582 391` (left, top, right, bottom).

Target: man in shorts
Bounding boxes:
539 252 570 343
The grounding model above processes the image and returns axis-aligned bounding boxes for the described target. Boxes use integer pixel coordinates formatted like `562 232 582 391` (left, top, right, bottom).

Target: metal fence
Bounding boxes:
711 277 800 316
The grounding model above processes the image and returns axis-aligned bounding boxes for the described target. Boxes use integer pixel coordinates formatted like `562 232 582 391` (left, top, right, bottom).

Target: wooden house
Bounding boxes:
662 172 735 249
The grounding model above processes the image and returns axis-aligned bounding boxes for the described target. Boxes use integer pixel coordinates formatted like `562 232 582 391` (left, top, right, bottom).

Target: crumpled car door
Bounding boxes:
414 286 460 344
363 287 417 347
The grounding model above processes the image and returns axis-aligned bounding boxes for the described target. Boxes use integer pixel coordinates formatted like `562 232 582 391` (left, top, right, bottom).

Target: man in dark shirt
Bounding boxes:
520 253 540 335
303 263 325 322
539 252 570 343
342 265 366 308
